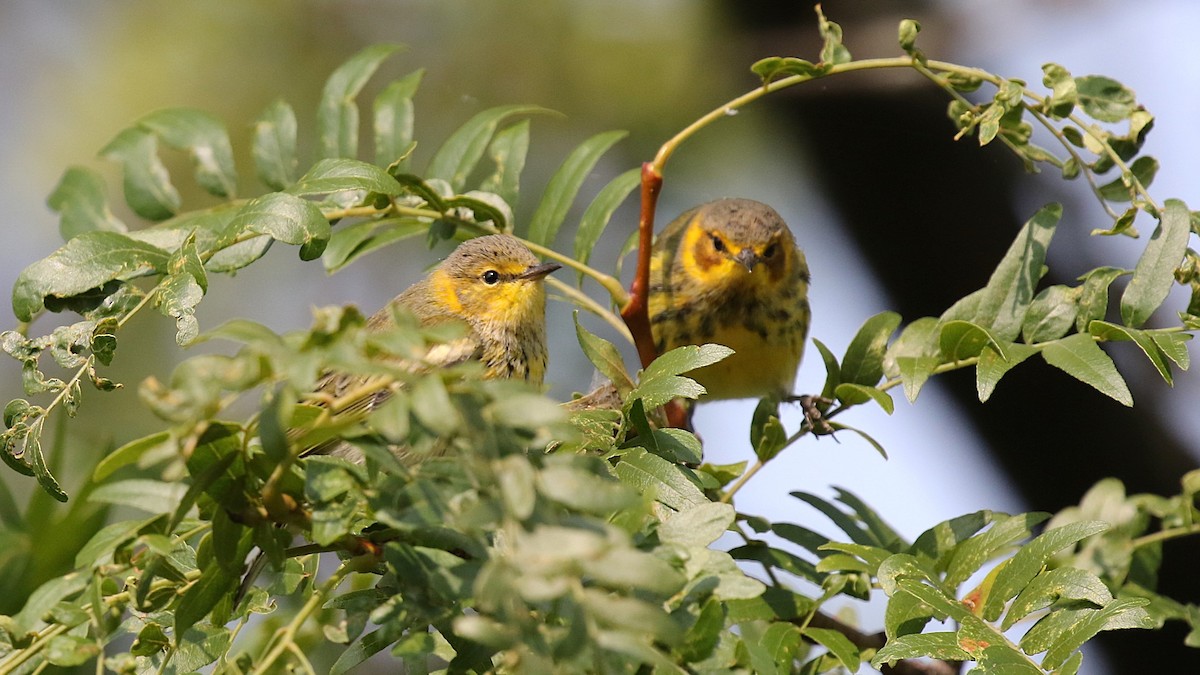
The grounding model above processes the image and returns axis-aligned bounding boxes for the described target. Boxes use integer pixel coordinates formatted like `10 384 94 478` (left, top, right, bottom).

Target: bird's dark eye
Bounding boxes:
763 243 779 258
710 233 726 252
482 270 501 285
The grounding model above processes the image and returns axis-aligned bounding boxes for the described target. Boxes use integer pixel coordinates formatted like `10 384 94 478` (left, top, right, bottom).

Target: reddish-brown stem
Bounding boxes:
618 163 690 429
621 162 663 370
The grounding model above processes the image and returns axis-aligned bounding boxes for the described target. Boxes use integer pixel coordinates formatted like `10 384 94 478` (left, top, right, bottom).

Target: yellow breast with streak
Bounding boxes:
688 323 803 400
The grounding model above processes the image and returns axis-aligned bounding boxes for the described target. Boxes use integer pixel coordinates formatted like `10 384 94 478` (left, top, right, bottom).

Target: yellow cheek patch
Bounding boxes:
682 220 734 283
430 270 464 313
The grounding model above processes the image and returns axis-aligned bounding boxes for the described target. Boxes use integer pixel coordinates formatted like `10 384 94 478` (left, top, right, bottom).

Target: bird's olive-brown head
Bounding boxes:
679 198 798 292
426 234 560 333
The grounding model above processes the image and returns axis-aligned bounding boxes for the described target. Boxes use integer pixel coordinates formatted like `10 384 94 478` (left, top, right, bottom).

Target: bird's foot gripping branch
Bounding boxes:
2 6 1200 674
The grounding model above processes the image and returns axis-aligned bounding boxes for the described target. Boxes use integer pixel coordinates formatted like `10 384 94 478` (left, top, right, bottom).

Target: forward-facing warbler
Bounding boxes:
649 198 810 400
304 233 559 457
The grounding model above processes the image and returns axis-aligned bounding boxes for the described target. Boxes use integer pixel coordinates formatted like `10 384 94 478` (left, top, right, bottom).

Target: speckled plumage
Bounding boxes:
305 234 558 459
649 199 810 400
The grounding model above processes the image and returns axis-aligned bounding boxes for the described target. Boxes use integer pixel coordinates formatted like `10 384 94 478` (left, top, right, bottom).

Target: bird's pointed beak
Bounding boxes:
519 261 562 280
733 247 761 272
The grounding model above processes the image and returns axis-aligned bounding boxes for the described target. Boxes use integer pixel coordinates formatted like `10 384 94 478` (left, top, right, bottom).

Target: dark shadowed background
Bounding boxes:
1 1 1197 671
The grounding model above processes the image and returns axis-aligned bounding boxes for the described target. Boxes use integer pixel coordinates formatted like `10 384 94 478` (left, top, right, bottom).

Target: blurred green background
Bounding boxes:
2 1 1199 672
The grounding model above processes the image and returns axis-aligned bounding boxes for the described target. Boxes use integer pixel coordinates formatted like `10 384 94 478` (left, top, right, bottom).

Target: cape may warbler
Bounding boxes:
649 198 810 400
305 234 559 457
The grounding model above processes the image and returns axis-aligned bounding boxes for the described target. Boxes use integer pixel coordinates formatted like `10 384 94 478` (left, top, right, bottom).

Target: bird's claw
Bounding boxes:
789 394 835 437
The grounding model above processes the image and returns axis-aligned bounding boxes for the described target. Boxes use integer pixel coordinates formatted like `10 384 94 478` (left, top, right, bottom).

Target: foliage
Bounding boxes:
1 7 1199 674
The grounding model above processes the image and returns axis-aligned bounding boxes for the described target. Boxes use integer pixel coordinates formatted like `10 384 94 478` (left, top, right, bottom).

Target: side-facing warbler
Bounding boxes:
648 198 810 401
304 233 560 457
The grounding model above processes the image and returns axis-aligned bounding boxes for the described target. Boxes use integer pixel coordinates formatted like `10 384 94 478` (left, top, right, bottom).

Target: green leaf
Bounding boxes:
801 627 860 670
1092 207 1138 237
374 69 424 168
751 56 823 83
99 126 180 220
525 129 628 247
197 318 285 348
1150 330 1191 370
977 101 1005 146
1121 199 1191 327
574 313 635 394
330 624 407 675
651 428 702 465
89 479 188 514
426 104 551 191
892 356 936 406
137 107 238 198
976 342 1038 402
1076 75 1137 123
1075 266 1126 332
872 632 969 667
480 120 531 212
908 510 997 571
446 191 512 231
982 520 1109 621
897 19 921 56
1057 651 1085 675
680 597 724 662
943 512 1049 587
730 544 822 586
585 591 685 646
833 383 894 414
1021 284 1079 343
1041 63 1077 119
791 491 877 546
659 502 735 548
227 192 331 260
290 158 403 196
410 375 460 436
11 572 88 635
583 548 688 596
939 320 1003 362
826 422 889 459
884 317 939 402
318 44 405 159
1035 598 1153 670
1041 333 1133 406
47 166 127 239
840 311 900 386
750 397 787 462
772 522 831 558
322 217 427 273
158 270 204 345
169 624 232 673
809 338 840 402
1089 320 1175 385
1004 566 1114 630
252 98 298 190
75 515 162 568
956 618 1039 671
537 462 637 514
944 203 1060 342
816 5 851 65
614 447 707 511
175 564 236 638
45 635 100 666
834 487 905 549
894 578 974 625
740 621 803 675
574 167 640 268
12 231 169 321
1097 155 1159 202
630 344 732 407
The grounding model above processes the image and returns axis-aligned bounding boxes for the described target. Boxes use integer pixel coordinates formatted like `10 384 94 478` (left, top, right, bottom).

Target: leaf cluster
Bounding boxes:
1 7 1199 674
